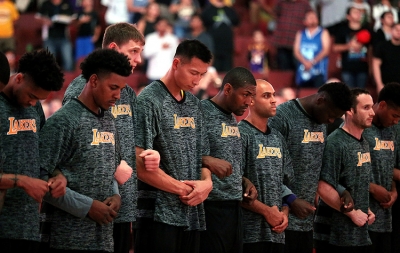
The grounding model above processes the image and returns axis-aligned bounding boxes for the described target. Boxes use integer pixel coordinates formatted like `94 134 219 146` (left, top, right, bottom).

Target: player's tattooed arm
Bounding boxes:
0 173 48 203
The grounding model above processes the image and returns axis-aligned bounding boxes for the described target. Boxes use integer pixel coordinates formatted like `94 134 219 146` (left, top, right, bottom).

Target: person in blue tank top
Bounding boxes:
294 10 330 88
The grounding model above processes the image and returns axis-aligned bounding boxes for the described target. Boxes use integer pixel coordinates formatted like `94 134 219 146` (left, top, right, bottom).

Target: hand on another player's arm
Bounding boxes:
47 169 67 198
180 168 213 206
380 181 397 209
345 209 368 227
242 177 258 205
370 183 391 203
272 206 289 234
202 155 232 179
15 174 49 203
367 208 375 225
88 199 118 225
103 194 121 212
340 190 354 213
289 198 316 219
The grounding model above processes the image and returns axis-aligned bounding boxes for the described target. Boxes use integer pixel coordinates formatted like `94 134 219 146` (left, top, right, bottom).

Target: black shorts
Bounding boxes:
0 238 40 253
199 200 243 253
113 222 132 253
243 241 284 253
284 230 313 253
368 231 391 253
133 218 200 253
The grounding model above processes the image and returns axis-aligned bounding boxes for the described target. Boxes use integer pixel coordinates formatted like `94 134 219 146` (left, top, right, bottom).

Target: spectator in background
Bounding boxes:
126 0 153 24
249 0 274 35
294 10 330 88
371 11 394 50
102 0 129 26
350 0 371 26
169 0 200 40
143 17 179 82
73 0 101 64
137 2 161 37
201 0 239 72
272 0 312 71
0 0 19 75
248 30 269 76
333 6 370 88
311 0 349 35
36 0 74 72
372 23 400 93
186 13 214 55
372 0 398 32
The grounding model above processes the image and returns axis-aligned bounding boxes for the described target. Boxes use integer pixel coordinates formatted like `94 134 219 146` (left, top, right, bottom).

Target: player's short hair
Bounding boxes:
350 88 370 111
221 67 256 90
102 22 145 48
378 82 400 109
0 52 10 85
17 49 64 91
81 49 132 81
318 82 352 111
175 39 213 64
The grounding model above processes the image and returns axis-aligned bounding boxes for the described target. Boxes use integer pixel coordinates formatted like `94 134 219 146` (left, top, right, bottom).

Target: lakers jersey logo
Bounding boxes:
256 144 282 159
7 117 37 135
373 138 394 151
357 152 371 166
111 104 132 118
173 114 195 129
301 129 324 143
91 129 115 145
221 123 240 138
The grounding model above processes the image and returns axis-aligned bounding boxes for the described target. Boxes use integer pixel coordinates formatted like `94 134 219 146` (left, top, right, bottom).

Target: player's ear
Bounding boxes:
89 74 98 88
223 83 232 96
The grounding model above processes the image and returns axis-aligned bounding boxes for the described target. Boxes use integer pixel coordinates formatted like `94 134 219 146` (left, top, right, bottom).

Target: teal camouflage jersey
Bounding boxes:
39 99 118 252
314 128 371 247
364 124 396 233
135 80 209 230
239 120 294 244
201 99 242 201
63 75 137 223
0 93 45 242
268 99 326 231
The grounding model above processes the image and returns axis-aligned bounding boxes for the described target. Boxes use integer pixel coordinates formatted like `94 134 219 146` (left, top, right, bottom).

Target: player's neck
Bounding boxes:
341 121 364 140
161 75 184 101
78 87 101 115
245 112 268 133
211 95 232 114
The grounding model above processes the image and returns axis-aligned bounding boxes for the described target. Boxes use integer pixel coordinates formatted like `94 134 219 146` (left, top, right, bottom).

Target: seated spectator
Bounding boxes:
169 0 200 40
248 30 269 76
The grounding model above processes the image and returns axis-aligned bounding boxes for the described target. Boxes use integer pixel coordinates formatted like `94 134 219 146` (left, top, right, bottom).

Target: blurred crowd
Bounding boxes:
1 0 400 117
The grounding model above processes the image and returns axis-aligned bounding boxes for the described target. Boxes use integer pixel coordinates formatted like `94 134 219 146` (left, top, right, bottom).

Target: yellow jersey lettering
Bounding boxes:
301 129 324 143
256 144 282 159
111 104 132 118
7 117 37 135
357 152 371 166
91 129 115 145
221 123 240 138
173 114 195 129
373 138 394 151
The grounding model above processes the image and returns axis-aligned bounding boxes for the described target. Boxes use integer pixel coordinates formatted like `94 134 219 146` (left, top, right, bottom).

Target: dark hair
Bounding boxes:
350 88 370 111
175 39 212 64
0 52 10 85
380 11 393 20
318 82 352 111
102 22 145 48
81 49 132 81
221 67 256 90
17 49 64 91
378 82 400 108
346 6 358 15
